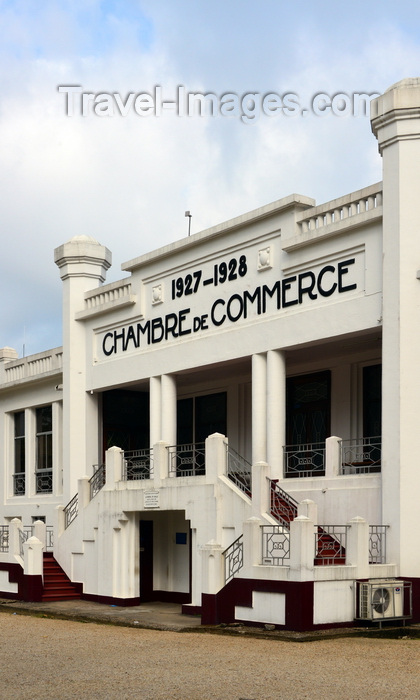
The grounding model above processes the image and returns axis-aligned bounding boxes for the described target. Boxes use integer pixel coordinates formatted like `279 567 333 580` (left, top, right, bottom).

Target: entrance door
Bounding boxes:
139 520 154 602
102 389 149 459
176 392 227 475
285 371 330 476
177 392 227 444
286 371 331 445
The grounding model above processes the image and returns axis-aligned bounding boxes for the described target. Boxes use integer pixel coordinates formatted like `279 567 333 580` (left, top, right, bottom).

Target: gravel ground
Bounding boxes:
0 612 418 700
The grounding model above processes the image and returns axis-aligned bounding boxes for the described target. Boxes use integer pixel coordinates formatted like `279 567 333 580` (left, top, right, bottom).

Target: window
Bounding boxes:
363 364 381 438
13 412 25 496
35 406 53 493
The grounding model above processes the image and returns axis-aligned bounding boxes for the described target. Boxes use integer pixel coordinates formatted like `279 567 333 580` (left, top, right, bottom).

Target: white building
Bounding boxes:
0 78 419 630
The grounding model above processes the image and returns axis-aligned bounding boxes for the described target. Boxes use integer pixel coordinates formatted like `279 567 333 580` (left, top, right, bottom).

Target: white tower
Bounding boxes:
54 235 111 499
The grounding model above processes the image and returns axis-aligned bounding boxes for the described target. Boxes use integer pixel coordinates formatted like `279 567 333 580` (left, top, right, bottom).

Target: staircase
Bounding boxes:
42 553 81 601
269 480 346 565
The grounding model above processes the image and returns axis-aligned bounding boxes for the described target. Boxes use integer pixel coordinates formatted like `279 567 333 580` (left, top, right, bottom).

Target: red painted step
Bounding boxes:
42 554 80 601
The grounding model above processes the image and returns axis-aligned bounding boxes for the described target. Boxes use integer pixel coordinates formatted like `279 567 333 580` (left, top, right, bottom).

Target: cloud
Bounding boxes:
0 1 420 355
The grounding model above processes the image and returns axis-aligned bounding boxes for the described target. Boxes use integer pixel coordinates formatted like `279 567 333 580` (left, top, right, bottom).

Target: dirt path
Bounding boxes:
0 612 418 699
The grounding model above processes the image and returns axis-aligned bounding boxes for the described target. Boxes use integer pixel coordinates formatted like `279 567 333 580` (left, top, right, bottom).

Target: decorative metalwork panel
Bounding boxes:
89 463 106 498
23 525 33 541
13 473 26 496
19 527 27 557
227 446 251 496
223 535 243 583
46 526 54 550
64 493 79 529
35 469 53 493
369 525 388 564
168 443 205 477
269 479 298 528
0 526 9 553
124 449 153 481
340 436 381 474
262 525 290 565
284 443 325 478
314 525 347 565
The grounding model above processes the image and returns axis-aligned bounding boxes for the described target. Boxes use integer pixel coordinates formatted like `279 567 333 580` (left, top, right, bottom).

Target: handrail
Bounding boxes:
89 463 106 498
64 493 79 529
226 446 251 496
222 535 243 584
269 479 298 528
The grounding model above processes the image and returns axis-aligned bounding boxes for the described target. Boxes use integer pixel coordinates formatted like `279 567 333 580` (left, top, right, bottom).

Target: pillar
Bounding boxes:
149 376 162 445
371 78 420 576
266 349 286 478
252 353 267 465
161 374 177 447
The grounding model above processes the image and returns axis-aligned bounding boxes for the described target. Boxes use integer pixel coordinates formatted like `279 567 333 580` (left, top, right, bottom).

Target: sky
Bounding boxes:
1 0 420 357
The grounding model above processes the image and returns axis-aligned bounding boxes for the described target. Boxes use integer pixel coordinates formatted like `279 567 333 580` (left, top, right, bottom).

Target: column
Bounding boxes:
161 374 177 446
252 353 267 465
266 349 286 478
149 376 162 445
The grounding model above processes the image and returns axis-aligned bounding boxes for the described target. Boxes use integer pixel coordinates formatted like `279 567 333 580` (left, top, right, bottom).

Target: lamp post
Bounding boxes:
185 210 192 236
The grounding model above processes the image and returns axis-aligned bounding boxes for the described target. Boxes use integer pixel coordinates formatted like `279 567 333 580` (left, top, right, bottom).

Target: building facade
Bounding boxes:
1 79 420 629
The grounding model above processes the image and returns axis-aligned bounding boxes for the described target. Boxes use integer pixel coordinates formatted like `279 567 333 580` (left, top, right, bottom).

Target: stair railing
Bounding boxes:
223 534 243 584
269 479 298 529
89 463 106 498
64 493 79 529
226 446 252 496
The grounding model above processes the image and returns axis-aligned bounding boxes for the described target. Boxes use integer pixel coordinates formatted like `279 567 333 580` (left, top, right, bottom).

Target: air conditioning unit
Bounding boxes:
358 580 404 620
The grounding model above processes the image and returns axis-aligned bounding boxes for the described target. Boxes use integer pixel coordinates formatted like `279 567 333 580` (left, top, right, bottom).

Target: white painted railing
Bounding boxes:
84 280 132 311
296 182 382 236
3 348 63 384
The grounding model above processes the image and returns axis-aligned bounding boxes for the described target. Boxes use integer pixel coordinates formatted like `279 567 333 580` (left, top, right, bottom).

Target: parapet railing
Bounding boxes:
226 446 252 496
123 449 153 481
0 525 9 553
13 473 26 496
35 469 53 494
314 525 347 565
76 281 136 320
223 535 243 584
296 182 382 236
0 523 54 553
340 436 381 474
284 442 325 478
369 525 388 564
262 525 290 565
3 348 63 384
167 442 206 477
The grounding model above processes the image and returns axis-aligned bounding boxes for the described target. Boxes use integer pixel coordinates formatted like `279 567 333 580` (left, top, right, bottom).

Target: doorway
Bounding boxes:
139 520 154 602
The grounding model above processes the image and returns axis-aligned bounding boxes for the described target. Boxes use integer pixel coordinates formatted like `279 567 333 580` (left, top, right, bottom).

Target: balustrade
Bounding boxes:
341 436 381 474
283 442 325 478
123 449 153 480
167 443 205 477
262 525 290 565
